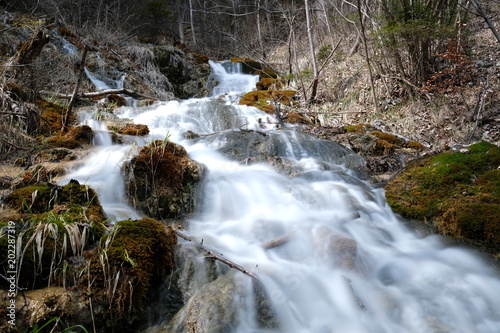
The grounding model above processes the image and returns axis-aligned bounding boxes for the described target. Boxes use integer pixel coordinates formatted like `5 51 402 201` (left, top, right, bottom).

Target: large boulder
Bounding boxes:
385 141 500 256
123 140 206 220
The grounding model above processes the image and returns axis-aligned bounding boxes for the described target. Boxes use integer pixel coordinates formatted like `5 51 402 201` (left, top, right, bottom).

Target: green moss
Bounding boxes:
385 142 500 252
5 183 105 221
84 218 176 327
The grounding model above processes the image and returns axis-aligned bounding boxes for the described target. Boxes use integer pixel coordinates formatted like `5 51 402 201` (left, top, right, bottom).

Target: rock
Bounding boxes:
385 141 500 256
154 46 211 99
306 124 428 186
124 140 206 220
0 287 93 333
1 183 106 288
82 218 177 330
195 129 365 177
110 123 150 136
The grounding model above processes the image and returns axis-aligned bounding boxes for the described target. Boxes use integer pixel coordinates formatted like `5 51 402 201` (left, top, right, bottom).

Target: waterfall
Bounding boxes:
64 61 500 332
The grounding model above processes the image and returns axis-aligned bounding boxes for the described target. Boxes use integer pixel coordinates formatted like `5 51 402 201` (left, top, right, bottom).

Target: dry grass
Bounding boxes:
267 22 500 148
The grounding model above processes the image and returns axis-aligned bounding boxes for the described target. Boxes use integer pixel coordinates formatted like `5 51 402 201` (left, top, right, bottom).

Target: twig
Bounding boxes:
175 230 259 281
0 139 29 150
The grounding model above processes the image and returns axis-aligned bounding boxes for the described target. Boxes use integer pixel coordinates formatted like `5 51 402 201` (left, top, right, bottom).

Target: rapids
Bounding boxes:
62 60 500 332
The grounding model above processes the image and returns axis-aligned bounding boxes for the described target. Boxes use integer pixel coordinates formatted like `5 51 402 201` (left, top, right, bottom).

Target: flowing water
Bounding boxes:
64 61 500 332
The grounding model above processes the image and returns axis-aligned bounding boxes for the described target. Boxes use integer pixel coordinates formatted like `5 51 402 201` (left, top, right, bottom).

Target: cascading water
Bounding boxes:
65 61 500 332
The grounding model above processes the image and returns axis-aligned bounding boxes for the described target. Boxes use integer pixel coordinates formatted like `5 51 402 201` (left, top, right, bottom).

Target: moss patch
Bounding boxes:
110 123 150 136
46 125 93 148
385 142 500 252
84 218 176 328
124 140 204 219
1 183 106 289
240 90 297 114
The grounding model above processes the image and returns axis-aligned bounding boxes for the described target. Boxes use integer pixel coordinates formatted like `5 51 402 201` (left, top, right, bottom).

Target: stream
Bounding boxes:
61 61 500 332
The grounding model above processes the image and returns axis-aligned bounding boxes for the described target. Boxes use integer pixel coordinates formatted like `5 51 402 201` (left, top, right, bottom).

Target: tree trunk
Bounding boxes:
357 0 378 111
189 0 196 45
305 0 319 103
469 0 500 43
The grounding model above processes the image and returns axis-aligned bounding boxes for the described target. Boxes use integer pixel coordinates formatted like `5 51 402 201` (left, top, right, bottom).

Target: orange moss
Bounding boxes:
112 123 150 136
192 53 209 64
286 112 313 125
407 140 425 150
46 125 93 148
256 78 282 90
343 123 373 133
369 131 404 145
107 93 127 106
240 90 297 114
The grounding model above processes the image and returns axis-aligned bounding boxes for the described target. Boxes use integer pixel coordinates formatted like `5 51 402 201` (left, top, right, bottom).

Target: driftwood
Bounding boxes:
42 88 156 100
175 230 259 281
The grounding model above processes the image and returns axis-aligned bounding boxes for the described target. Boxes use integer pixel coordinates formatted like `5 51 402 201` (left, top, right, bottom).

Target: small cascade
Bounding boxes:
209 60 259 97
61 38 78 54
84 67 126 91
78 110 112 146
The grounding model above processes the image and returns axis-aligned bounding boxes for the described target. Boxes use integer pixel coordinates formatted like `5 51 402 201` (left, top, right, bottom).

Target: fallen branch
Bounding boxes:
41 88 156 100
175 230 259 281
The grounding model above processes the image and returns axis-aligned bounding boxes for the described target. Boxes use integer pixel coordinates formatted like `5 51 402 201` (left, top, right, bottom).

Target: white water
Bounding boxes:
65 62 500 332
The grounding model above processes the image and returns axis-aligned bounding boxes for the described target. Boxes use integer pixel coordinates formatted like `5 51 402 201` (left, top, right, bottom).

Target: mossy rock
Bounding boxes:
5 183 105 221
1 183 107 289
286 112 313 125
240 90 297 114
124 140 205 219
107 93 127 106
36 99 74 134
46 125 93 148
385 142 500 253
84 218 176 328
110 123 150 136
256 78 282 91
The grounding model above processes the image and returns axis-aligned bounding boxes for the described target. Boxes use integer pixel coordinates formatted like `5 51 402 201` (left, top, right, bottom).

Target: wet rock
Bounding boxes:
46 125 94 149
163 273 239 333
124 140 206 220
196 129 365 177
154 46 211 99
306 124 427 186
0 287 93 333
385 141 500 256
